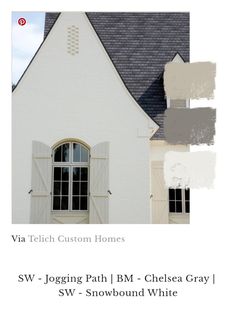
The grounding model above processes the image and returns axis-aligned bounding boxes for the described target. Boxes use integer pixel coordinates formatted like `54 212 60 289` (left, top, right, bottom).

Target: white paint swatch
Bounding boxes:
164 151 216 189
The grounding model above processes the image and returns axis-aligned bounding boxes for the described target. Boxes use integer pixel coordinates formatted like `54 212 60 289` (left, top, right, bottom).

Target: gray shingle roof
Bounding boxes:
44 12 190 139
44 12 60 39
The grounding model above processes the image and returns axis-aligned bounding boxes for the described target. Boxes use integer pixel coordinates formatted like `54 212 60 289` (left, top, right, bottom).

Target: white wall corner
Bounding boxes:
137 125 158 138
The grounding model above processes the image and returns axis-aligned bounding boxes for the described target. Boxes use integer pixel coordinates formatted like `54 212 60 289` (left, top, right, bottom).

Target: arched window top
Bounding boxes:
53 142 89 163
52 141 89 212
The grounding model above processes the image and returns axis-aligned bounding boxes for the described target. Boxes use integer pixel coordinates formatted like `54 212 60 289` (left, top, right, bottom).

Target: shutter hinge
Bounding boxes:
28 189 33 194
107 190 112 195
150 194 153 199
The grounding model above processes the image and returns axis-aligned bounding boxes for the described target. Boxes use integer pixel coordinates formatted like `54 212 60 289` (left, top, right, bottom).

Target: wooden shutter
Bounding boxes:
30 141 52 224
89 142 109 224
151 161 169 224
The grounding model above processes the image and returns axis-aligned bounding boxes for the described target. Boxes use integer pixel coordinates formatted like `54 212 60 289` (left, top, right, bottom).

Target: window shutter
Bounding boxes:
151 161 169 224
30 141 52 224
89 142 109 224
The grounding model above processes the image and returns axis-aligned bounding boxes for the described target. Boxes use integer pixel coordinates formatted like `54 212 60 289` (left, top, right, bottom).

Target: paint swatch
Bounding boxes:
164 62 216 99
169 99 187 108
164 151 216 189
164 108 216 145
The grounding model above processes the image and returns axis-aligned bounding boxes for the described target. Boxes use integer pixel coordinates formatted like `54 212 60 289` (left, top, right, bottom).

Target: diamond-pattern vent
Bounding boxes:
67 26 79 55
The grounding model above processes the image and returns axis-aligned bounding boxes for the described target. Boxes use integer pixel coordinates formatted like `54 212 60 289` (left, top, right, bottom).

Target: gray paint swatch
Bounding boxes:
164 62 216 99
164 108 216 145
164 151 216 189
169 99 187 108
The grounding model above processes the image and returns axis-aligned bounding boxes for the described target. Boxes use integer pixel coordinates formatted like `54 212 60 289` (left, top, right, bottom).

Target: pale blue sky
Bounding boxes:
12 12 45 84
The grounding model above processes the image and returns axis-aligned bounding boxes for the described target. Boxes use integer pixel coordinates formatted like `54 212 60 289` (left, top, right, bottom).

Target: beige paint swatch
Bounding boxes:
164 62 216 99
164 151 216 188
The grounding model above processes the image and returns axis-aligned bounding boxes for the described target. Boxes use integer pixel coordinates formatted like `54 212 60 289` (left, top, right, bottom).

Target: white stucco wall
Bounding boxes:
12 12 157 224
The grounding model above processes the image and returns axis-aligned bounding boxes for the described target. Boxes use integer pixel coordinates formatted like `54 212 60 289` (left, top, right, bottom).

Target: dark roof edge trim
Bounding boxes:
12 13 61 93
85 12 159 127
171 51 187 62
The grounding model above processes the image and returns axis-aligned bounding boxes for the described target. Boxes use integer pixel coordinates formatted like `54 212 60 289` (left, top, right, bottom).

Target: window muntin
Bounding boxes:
52 142 89 211
53 167 69 210
72 167 88 210
169 188 190 214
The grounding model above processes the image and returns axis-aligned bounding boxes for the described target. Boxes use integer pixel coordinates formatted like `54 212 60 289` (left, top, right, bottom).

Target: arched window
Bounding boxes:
52 142 89 211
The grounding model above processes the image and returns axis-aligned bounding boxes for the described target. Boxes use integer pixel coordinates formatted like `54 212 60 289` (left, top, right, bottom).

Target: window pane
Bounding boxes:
54 167 61 180
73 143 81 162
81 146 89 162
176 189 182 200
53 197 60 210
53 142 90 212
72 197 80 210
62 167 69 180
53 182 61 195
169 201 175 212
185 201 190 213
176 201 182 213
81 168 88 181
81 182 88 195
80 197 87 210
185 189 190 201
73 167 80 181
73 182 80 195
54 146 62 162
62 182 69 195
169 189 175 200
61 197 68 210
62 144 70 162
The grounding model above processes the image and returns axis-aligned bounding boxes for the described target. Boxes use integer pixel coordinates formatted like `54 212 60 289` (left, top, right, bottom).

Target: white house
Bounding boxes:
12 12 190 224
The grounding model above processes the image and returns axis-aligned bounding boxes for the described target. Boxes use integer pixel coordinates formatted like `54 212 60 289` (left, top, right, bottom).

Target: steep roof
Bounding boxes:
44 12 190 139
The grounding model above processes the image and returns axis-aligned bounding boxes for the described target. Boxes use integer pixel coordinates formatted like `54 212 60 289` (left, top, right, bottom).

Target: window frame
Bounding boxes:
168 188 190 214
51 142 90 212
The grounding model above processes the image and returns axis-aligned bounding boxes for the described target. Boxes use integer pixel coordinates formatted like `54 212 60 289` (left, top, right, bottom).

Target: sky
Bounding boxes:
12 12 45 84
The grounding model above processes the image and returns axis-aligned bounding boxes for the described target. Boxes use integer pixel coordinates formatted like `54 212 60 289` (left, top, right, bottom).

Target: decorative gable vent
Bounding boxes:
67 26 79 55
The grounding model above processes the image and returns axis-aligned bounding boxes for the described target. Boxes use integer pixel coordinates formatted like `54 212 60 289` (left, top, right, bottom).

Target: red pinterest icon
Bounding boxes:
18 18 26 26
